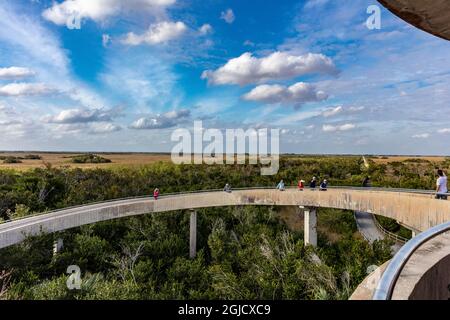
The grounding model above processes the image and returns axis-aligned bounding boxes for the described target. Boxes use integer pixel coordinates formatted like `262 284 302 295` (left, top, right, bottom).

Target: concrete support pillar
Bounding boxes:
304 208 317 247
411 230 417 238
53 238 63 255
189 210 197 259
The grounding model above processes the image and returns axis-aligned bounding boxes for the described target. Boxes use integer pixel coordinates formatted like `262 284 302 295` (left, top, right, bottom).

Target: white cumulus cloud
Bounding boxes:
322 106 343 117
243 82 328 106
202 51 337 86
42 0 176 25
89 122 122 134
102 34 112 47
122 21 187 45
0 83 55 96
130 109 190 129
0 67 35 79
322 123 356 132
412 133 430 139
44 108 120 124
199 24 213 35
220 9 235 24
321 106 365 117
437 128 450 134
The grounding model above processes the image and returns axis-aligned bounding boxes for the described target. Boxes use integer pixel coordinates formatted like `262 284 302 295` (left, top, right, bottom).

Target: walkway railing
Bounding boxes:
0 186 447 225
373 220 450 300
372 214 409 244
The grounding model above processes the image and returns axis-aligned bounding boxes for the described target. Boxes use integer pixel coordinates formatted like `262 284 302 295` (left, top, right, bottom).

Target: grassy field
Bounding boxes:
0 152 447 171
0 152 171 170
369 156 447 164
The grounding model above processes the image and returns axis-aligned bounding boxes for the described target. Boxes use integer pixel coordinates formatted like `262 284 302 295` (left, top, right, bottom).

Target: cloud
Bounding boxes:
243 40 255 47
42 0 176 26
412 133 430 139
0 67 35 79
44 108 120 124
322 106 343 117
130 109 190 129
0 5 69 72
0 119 21 126
100 51 181 111
0 83 55 96
304 0 330 9
319 105 365 118
89 123 122 134
199 24 213 35
220 9 235 24
102 34 112 47
122 21 187 45
202 51 337 86
348 106 365 112
437 128 450 134
0 4 107 108
243 82 328 106
322 123 356 132
48 122 122 137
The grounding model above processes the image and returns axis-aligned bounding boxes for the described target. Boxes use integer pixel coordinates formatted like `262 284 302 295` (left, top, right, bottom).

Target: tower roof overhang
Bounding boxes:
379 0 450 41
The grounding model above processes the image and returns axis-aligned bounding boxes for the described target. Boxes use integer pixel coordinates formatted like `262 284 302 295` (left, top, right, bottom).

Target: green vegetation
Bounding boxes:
0 154 41 164
374 215 412 240
71 154 112 164
23 154 42 160
0 155 446 300
0 206 391 300
2 157 22 164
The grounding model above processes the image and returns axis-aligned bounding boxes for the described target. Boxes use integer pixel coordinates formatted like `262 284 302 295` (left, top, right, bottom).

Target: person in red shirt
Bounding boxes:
298 180 305 191
153 188 160 200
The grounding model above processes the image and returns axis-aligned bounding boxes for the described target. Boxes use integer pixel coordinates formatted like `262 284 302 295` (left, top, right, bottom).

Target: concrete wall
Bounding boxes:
392 232 450 300
1 188 449 250
352 231 450 300
350 262 390 300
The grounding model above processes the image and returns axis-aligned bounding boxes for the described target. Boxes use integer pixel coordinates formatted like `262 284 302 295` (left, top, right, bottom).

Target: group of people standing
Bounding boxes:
152 169 448 200
277 177 328 191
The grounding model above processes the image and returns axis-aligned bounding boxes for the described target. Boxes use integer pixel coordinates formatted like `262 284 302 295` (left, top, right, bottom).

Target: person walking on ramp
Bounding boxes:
277 180 285 191
153 188 160 200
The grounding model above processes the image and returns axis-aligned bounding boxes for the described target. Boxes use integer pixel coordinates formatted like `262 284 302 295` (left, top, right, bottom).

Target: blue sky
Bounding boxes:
1 0 450 154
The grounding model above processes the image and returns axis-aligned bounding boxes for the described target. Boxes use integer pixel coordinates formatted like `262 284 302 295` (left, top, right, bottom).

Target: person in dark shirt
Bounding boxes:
224 184 232 193
362 176 371 188
320 179 328 191
309 177 317 189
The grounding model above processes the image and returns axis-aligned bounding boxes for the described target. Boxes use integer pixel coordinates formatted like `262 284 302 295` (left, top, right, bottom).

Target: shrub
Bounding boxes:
3 157 22 164
24 155 42 160
10 204 31 220
71 154 112 164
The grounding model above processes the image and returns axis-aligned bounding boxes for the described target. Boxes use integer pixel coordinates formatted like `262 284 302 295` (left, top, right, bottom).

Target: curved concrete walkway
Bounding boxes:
0 187 449 250
355 211 384 243
355 211 402 253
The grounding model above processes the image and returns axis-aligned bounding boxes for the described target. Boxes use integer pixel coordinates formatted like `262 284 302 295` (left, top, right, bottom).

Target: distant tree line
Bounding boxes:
0 156 445 221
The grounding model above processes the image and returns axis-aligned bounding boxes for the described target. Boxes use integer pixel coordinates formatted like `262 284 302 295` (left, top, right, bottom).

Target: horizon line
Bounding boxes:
0 150 449 157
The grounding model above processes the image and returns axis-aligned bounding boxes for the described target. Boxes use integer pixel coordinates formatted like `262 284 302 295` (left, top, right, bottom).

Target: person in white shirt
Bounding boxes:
435 169 448 200
276 180 285 191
